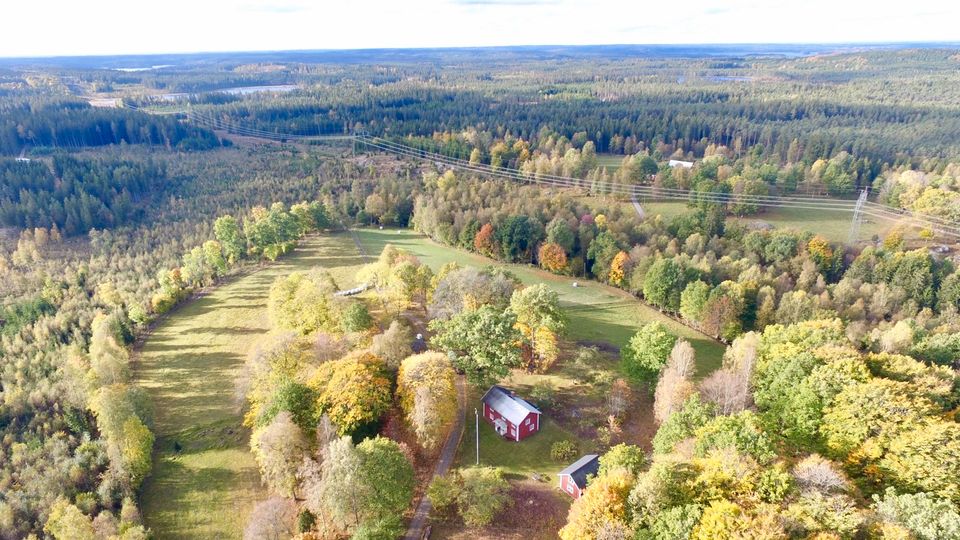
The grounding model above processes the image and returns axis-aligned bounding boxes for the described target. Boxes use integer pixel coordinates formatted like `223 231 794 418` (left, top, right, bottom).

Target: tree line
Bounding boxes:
400 128 872 195
173 47 960 168
0 156 167 235
0 98 221 155
410 171 960 356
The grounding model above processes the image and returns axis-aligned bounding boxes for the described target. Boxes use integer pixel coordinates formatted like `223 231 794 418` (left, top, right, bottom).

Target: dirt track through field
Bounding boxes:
136 234 366 539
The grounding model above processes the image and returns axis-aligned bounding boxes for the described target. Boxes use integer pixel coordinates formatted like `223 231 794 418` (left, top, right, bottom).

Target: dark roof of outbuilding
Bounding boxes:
480 385 541 425
558 454 600 489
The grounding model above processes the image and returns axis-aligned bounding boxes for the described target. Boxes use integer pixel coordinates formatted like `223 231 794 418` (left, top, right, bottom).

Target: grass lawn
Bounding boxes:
355 228 725 375
462 400 584 478
135 233 367 539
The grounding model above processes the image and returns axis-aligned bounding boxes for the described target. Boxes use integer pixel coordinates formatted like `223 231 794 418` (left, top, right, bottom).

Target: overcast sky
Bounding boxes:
3 0 958 57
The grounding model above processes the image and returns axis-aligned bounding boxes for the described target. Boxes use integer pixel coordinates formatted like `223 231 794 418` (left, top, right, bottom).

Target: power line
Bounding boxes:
848 188 869 244
121 101 960 239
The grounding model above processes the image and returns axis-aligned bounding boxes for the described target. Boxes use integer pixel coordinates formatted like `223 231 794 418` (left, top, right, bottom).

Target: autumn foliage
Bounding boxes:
397 352 458 451
559 470 634 540
608 250 630 286
309 352 392 436
538 242 568 273
474 223 497 256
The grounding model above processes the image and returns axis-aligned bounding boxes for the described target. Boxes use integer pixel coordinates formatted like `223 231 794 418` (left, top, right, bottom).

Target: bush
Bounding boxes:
297 509 316 533
621 322 677 385
575 346 602 366
551 440 578 462
530 381 557 410
457 467 511 528
599 444 646 476
341 302 373 333
427 474 461 514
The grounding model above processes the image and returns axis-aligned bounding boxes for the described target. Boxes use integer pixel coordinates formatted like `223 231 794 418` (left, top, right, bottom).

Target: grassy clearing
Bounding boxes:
596 153 625 171
632 199 897 243
728 206 893 243
136 233 366 539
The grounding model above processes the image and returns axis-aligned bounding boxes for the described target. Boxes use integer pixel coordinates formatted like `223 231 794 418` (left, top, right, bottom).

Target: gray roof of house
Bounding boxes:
480 385 541 425
558 454 600 489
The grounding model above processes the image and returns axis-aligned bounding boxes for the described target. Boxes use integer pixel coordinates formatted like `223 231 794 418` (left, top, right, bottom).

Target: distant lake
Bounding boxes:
152 84 299 101
112 65 173 72
678 75 755 83
220 84 298 95
706 75 754 82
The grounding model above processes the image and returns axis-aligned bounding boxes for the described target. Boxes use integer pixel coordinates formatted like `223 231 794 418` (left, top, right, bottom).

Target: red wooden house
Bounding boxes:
480 385 542 442
558 454 600 499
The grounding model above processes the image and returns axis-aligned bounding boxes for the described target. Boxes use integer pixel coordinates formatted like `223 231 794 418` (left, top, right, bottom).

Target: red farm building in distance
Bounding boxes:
480 385 542 442
558 454 600 499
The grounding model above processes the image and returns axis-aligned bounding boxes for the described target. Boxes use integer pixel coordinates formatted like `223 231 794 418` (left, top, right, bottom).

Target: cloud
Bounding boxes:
2 0 959 57
619 24 665 33
239 1 310 14
449 0 561 5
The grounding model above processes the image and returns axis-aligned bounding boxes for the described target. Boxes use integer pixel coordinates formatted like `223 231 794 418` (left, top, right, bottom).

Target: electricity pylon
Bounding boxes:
848 188 869 245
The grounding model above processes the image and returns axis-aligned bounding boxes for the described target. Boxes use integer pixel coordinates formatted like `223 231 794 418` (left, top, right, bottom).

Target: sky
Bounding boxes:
2 0 959 57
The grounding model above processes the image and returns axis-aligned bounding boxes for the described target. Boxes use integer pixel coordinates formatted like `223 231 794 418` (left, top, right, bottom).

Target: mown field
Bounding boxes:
135 233 367 538
637 199 895 243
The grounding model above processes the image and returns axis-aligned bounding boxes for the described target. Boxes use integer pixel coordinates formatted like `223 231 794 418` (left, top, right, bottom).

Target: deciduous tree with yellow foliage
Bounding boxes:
309 352 392 436
397 352 458 450
559 470 634 540
509 284 566 372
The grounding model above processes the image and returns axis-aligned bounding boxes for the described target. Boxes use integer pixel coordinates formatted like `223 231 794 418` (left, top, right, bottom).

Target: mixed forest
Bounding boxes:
0 45 960 540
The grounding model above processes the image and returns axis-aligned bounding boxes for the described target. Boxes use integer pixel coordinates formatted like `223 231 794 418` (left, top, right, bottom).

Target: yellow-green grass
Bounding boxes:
638 200 689 220
728 206 895 243
596 153 625 171
355 228 724 375
136 233 366 539
634 199 901 244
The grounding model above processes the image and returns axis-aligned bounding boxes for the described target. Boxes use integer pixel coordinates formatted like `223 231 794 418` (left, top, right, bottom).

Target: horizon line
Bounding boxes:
2 40 959 61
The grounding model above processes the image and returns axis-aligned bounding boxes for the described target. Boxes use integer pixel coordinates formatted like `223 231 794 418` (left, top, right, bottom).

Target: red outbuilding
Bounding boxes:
558 454 600 499
480 385 542 442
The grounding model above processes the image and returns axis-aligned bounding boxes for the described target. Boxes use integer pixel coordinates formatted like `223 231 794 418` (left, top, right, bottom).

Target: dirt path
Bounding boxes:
404 377 467 540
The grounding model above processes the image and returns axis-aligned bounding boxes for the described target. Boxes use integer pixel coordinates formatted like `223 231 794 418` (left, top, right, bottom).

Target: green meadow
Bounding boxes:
136 234 366 538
